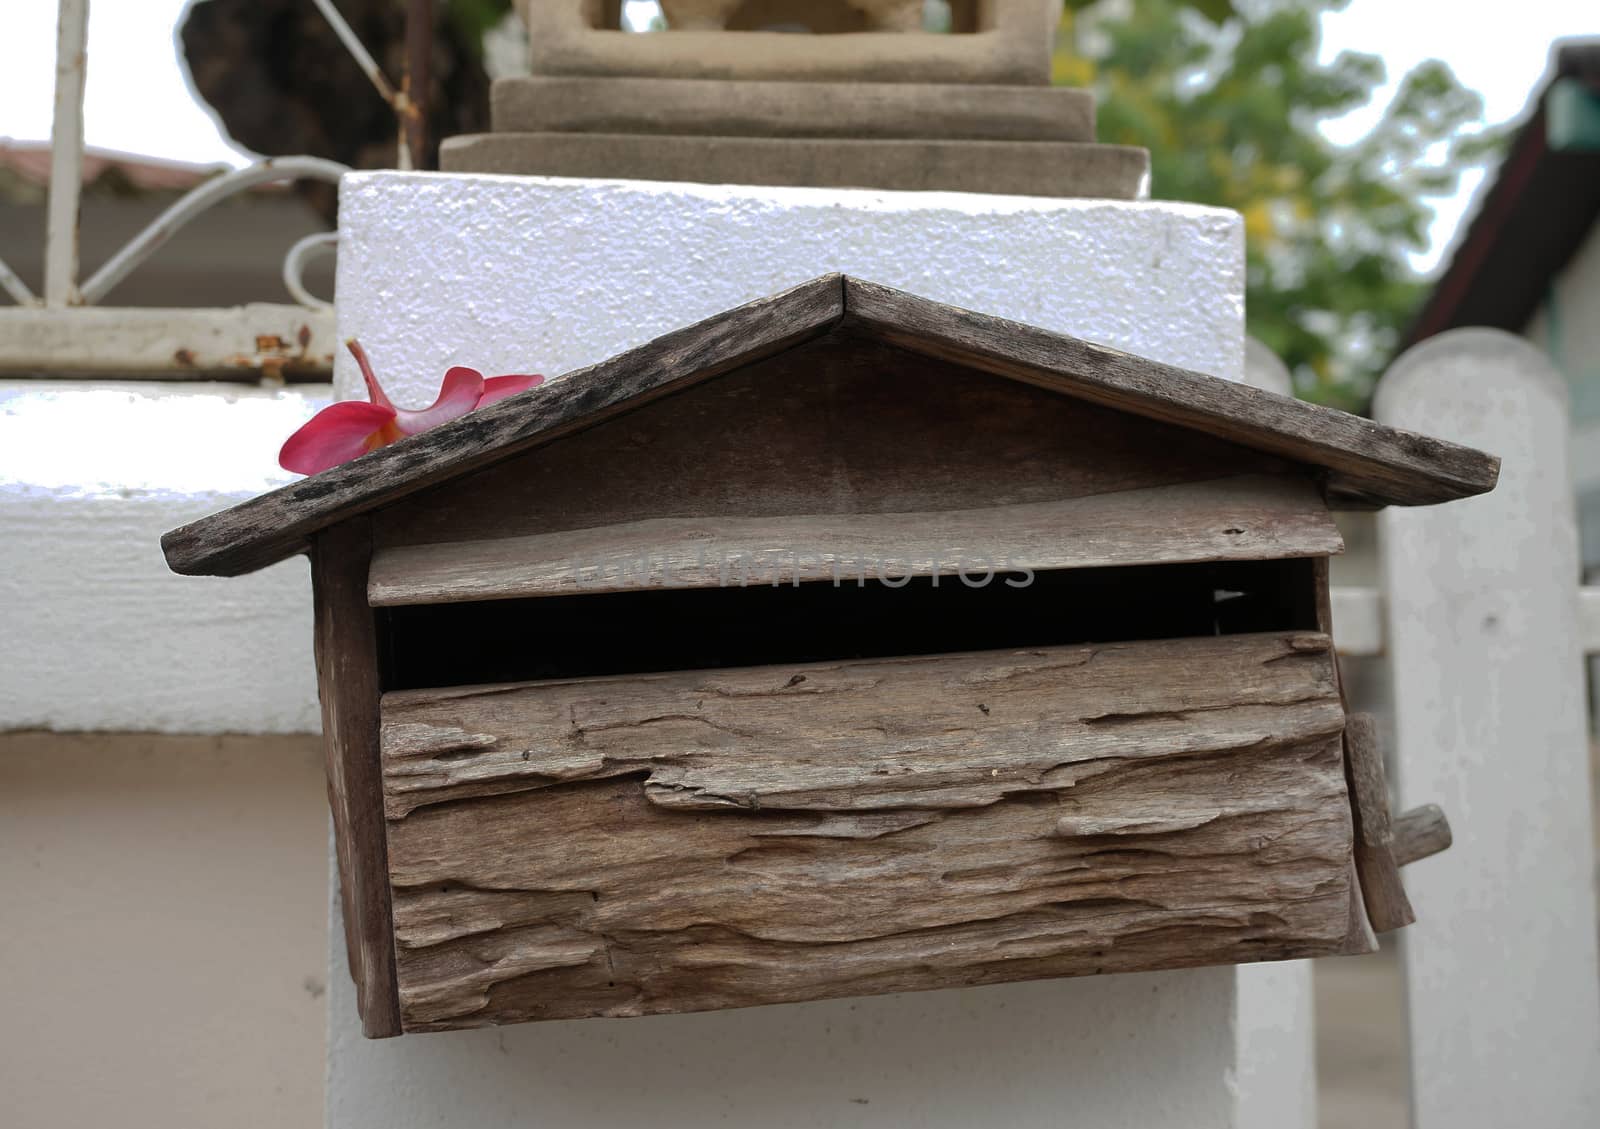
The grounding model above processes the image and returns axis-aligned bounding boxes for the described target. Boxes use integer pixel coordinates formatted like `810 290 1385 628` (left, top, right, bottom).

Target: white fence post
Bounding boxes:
1375 328 1600 1128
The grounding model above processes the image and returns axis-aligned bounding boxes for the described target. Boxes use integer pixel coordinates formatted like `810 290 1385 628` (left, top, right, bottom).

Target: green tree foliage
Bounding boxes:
1057 0 1502 408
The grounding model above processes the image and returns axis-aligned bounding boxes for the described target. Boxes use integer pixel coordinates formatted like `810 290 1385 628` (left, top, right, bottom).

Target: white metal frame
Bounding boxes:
0 0 417 378
1332 586 1600 658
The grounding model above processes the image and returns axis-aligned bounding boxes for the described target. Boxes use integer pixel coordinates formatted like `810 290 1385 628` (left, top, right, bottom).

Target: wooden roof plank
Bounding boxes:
161 273 1499 579
838 277 1500 509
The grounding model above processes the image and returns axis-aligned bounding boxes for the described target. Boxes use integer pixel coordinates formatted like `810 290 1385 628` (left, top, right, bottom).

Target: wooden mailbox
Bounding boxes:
162 276 1498 1038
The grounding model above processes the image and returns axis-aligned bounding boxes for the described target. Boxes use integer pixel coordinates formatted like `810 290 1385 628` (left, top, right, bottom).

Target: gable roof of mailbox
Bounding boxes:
162 274 1501 577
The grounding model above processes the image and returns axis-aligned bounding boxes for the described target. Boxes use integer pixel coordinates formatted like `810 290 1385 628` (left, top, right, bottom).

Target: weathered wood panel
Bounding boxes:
310 519 401 1038
371 334 1296 551
382 631 1355 1031
367 475 1343 605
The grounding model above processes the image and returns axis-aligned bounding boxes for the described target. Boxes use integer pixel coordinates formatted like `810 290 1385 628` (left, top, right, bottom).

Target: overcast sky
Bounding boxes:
1 0 1597 270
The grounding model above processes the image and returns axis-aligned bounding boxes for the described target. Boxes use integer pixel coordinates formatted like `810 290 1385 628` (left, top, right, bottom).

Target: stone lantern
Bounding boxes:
448 0 1149 199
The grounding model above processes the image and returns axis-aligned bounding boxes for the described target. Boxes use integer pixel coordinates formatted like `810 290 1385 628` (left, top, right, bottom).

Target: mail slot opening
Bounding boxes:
377 556 1320 691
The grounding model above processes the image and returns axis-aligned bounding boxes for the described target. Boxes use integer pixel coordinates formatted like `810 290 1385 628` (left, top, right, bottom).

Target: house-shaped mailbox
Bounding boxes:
163 275 1498 1038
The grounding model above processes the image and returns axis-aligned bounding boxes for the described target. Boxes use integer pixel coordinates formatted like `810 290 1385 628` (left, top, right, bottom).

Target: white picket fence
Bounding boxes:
1250 328 1600 1128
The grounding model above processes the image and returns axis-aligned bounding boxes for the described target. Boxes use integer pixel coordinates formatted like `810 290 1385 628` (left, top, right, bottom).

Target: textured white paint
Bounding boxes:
329 172 1257 1129
1376 330 1600 1129
0 380 325 733
334 171 1246 408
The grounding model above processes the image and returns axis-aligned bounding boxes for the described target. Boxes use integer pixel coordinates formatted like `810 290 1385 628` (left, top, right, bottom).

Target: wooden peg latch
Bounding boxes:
1344 713 1453 933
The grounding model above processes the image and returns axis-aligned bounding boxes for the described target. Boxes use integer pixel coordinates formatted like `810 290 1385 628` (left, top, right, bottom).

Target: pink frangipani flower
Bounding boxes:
279 340 544 475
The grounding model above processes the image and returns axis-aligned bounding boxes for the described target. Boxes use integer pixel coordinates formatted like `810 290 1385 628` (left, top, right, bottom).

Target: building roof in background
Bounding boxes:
1404 41 1600 347
0 140 271 198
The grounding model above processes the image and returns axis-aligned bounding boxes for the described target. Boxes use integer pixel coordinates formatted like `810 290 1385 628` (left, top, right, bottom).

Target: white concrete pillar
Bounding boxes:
327 171 1256 1129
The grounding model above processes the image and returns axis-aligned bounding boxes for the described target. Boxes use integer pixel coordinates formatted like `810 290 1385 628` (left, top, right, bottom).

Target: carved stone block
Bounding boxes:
490 76 1097 142
440 131 1150 199
518 0 1057 85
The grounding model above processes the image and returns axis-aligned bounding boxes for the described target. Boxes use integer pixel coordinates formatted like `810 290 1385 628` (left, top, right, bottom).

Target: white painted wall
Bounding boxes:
1527 219 1600 565
1526 218 1600 431
333 172 1246 408
0 731 329 1128
0 379 325 733
328 171 1263 1129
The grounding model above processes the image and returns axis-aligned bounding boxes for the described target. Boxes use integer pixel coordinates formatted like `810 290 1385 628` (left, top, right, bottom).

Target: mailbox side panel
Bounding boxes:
311 518 403 1038
381 631 1355 1033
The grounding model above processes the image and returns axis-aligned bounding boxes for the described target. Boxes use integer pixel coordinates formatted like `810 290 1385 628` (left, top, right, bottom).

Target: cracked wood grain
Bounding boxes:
381 631 1356 1031
380 630 1343 819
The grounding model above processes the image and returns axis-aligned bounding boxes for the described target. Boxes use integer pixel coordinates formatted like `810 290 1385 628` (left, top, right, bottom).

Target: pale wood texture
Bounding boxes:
367 474 1343 605
1343 713 1416 933
1393 804 1453 867
380 631 1355 1031
311 520 401 1038
163 275 1498 579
